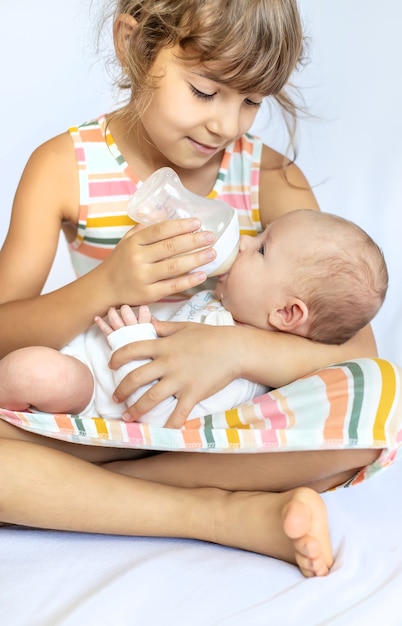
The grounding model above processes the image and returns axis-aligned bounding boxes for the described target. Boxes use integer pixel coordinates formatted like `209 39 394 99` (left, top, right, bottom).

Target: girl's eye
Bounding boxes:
190 84 216 101
258 245 265 256
245 98 262 108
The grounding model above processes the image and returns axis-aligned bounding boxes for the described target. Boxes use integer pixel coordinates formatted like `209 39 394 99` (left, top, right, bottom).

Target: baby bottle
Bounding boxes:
127 167 240 276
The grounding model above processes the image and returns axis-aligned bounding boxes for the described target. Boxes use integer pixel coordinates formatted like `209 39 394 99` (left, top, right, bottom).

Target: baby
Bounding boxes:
0 209 388 426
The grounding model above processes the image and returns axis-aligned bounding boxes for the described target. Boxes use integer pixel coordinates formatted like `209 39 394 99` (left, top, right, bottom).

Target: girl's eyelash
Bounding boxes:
190 84 215 101
190 84 261 108
245 98 262 109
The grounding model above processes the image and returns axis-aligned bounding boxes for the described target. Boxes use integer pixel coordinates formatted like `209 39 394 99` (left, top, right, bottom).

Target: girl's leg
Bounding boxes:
104 447 381 493
0 347 94 414
0 436 332 577
0 418 155 463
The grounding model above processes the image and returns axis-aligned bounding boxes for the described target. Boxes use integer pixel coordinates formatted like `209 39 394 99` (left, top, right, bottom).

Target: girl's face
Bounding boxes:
137 47 263 170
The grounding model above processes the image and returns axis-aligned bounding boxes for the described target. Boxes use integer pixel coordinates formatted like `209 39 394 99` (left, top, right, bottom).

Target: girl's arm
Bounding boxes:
110 319 377 428
0 134 216 357
257 145 321 224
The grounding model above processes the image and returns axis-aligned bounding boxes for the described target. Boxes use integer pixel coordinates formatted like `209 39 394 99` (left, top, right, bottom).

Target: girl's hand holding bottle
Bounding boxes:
98 218 216 306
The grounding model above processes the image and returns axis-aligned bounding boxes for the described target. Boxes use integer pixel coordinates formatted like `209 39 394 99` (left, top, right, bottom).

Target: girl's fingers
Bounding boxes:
122 379 183 424
133 218 202 245
154 245 216 278
135 220 216 264
113 362 168 407
163 398 195 429
137 270 208 303
102 220 216 305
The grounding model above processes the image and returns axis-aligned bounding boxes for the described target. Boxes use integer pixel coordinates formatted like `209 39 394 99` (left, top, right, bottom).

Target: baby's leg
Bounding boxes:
0 346 94 414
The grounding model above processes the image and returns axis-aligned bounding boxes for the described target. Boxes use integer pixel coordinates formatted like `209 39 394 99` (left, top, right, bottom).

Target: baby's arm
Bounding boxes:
95 306 176 425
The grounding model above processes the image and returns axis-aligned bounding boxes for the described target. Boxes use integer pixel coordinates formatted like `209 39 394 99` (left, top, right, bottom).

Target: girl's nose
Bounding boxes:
207 104 240 140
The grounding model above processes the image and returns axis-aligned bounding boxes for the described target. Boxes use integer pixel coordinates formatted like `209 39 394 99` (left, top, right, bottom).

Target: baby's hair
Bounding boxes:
288 210 388 345
111 0 305 140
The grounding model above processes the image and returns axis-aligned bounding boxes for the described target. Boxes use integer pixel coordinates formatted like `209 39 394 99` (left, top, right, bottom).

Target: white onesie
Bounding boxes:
61 290 267 425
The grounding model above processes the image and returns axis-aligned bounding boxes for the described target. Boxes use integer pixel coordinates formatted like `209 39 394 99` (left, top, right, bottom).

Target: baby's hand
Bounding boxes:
95 305 152 336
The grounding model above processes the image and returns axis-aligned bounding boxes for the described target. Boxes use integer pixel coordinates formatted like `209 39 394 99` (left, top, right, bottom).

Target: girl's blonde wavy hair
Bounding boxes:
109 0 305 146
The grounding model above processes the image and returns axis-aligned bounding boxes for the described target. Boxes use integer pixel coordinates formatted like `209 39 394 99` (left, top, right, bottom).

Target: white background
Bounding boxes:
0 0 401 364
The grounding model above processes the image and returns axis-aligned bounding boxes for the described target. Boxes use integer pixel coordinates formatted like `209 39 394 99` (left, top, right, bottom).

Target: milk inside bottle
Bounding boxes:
127 167 240 276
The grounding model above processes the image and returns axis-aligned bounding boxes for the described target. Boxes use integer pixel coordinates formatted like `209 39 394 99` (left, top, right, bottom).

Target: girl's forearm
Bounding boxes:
0 267 112 357
238 324 378 389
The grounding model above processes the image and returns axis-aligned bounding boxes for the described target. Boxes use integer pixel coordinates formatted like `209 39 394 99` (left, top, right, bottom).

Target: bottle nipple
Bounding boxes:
127 167 240 276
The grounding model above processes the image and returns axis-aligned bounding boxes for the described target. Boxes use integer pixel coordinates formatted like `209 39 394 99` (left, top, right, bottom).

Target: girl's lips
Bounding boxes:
187 137 219 155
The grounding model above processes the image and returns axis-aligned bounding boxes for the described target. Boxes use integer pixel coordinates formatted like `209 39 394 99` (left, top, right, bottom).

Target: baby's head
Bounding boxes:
284 210 388 343
217 209 388 344
112 0 304 126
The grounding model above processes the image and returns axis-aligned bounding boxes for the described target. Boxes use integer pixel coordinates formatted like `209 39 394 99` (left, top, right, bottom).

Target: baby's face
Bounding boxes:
215 211 308 329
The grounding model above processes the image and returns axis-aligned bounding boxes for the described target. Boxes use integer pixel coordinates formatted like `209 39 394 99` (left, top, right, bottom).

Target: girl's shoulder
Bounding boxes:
258 143 319 226
28 131 78 183
19 131 79 224
29 131 75 163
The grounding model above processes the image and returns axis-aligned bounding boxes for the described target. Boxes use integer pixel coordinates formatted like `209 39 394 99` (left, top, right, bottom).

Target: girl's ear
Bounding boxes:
268 298 309 333
113 14 138 66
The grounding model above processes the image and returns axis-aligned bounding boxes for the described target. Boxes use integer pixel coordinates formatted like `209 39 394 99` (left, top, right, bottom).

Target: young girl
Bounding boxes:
0 0 386 577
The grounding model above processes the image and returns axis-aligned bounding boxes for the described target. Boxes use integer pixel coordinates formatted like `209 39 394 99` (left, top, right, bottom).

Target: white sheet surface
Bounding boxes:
1 1 402 624
2 459 401 625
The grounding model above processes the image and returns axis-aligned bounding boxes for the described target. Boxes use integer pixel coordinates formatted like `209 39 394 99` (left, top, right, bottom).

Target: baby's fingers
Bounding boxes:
119 304 139 325
137 305 152 324
94 315 113 336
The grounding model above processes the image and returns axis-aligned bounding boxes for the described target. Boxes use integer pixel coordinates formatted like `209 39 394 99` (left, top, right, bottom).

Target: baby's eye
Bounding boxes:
258 245 265 256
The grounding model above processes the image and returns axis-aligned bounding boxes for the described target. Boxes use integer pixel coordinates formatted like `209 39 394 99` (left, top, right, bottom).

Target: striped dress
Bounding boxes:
68 115 263 277
1 115 401 486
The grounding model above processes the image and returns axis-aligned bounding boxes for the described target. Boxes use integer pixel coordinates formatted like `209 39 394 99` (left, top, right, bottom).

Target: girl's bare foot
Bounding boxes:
204 486 333 578
104 460 332 576
281 488 333 577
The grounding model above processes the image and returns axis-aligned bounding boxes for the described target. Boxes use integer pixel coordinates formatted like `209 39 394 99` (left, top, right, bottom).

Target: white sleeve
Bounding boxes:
106 324 177 426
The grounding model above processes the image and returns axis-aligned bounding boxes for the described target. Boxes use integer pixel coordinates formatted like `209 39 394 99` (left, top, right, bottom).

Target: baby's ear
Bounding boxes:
113 14 137 65
268 298 309 333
